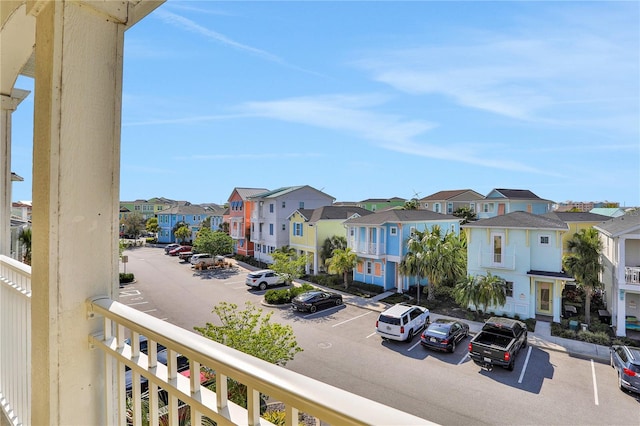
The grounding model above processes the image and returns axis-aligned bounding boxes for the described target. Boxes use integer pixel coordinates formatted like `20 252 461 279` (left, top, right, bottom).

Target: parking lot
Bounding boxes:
120 246 639 425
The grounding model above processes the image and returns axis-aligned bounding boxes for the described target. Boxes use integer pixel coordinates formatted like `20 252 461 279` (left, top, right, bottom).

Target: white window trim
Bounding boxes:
491 232 505 265
539 234 551 246
390 226 398 236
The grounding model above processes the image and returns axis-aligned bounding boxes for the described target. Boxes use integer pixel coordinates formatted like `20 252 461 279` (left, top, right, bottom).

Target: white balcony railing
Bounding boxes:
0 255 31 426
626 266 640 285
88 297 433 426
479 251 516 270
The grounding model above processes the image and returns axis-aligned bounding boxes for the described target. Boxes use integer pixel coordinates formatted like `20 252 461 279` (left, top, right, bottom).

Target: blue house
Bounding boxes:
477 188 553 219
157 204 214 244
343 210 461 292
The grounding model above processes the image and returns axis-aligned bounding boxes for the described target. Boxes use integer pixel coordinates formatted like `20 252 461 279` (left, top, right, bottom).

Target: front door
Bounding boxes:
536 282 553 315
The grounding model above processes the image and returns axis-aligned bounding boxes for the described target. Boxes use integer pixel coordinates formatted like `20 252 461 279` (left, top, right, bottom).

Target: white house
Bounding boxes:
595 213 640 336
463 211 572 321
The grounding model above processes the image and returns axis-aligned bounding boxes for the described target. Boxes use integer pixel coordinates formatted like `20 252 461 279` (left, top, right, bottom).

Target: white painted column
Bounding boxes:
0 90 29 256
616 290 627 337
29 1 127 424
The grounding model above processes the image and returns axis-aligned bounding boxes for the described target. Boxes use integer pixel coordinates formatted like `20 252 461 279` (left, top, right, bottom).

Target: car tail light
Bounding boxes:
504 352 510 362
375 320 379 328
623 368 637 377
400 326 405 334
442 339 449 344
468 343 473 351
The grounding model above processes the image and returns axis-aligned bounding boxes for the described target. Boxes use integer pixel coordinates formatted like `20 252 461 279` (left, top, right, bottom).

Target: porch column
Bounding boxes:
616 290 627 337
29 1 161 424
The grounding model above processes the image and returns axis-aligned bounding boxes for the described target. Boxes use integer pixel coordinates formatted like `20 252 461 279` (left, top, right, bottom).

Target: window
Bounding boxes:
282 201 286 208
434 203 441 213
539 235 550 245
410 226 416 237
282 224 286 231
269 203 274 213
469 203 475 213
447 202 453 214
390 227 397 236
293 223 303 236
350 227 355 237
366 261 372 274
505 281 513 297
423 203 428 209
299 201 304 208
492 234 503 263
269 224 274 235
484 203 494 213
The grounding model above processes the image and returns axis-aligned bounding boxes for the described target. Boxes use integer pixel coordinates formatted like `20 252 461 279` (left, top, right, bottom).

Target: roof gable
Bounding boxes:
594 213 640 237
420 189 484 201
486 188 543 200
463 211 568 230
344 209 458 226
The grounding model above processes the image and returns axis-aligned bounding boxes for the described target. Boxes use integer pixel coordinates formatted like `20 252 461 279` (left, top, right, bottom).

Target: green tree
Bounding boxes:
122 212 145 239
193 228 233 256
402 198 420 210
145 217 159 234
194 301 302 366
398 239 425 304
454 275 479 310
403 226 466 301
562 228 603 324
452 206 477 224
18 227 32 265
270 247 309 284
475 272 507 314
320 235 347 270
174 225 191 244
325 247 357 289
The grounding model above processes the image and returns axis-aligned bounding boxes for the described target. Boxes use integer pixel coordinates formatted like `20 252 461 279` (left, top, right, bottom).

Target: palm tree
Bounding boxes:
454 275 479 310
408 225 466 301
399 231 426 304
402 198 420 210
18 227 32 265
320 235 347 270
326 247 357 289
563 228 603 324
475 272 507 315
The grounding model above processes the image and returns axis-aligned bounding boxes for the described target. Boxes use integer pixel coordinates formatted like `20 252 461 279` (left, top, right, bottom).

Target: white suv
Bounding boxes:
245 269 285 290
376 303 430 342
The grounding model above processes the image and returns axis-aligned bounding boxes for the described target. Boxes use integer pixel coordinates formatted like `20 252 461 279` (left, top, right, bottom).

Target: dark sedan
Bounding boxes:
291 291 343 313
420 318 469 353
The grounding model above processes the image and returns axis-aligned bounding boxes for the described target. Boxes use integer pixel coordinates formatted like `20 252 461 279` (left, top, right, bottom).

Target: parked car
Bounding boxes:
468 317 528 371
291 290 343 313
245 269 285 290
420 319 469 353
610 344 640 394
190 253 220 268
376 303 430 342
164 243 180 254
168 245 192 256
178 251 193 262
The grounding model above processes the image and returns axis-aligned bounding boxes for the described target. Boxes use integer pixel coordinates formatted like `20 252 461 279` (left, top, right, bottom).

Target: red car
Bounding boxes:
168 245 192 256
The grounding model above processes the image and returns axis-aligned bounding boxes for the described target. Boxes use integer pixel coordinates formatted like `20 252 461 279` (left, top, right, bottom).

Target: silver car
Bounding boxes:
610 344 640 394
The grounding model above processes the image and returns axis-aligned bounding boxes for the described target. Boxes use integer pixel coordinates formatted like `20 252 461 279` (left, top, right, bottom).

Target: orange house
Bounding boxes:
228 187 268 256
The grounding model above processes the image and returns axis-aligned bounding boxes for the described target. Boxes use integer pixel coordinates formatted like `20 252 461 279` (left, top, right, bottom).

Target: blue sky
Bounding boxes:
11 1 640 207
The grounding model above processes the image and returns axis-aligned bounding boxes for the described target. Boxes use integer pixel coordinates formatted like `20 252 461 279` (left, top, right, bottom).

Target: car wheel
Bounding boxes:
450 340 456 353
259 282 267 291
507 361 514 371
464 328 469 338
406 329 414 342
610 352 615 368
310 305 317 313
335 298 342 306
618 372 624 390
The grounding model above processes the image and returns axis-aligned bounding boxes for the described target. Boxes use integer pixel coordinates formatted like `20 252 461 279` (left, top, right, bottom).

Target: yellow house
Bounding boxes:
289 205 373 275
544 211 610 254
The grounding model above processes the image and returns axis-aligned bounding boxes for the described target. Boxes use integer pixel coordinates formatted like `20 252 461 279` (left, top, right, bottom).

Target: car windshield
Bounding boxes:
298 292 319 301
427 324 449 335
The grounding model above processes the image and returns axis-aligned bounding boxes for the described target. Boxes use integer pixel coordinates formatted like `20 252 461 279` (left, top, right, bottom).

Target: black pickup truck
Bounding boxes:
468 317 528 371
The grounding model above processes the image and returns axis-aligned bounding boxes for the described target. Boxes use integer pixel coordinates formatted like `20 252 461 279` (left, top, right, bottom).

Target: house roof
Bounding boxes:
543 211 610 223
589 207 626 217
230 187 269 201
486 188 552 202
158 204 213 215
462 211 568 230
419 189 484 201
249 185 334 201
344 209 458 226
359 197 406 203
291 206 373 222
594 213 640 237
527 270 574 281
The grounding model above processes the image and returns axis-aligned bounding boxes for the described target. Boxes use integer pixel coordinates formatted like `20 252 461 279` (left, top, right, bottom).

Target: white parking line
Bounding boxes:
407 340 422 351
332 311 372 328
457 353 469 365
141 309 157 313
119 289 141 297
127 301 149 306
517 346 532 384
591 359 599 406
366 331 378 339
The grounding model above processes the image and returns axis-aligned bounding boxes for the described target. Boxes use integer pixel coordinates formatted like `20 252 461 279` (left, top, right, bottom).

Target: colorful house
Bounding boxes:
356 197 406 212
157 204 213 244
289 205 373 275
344 210 461 292
418 189 484 215
595 213 640 337
248 186 335 265
477 189 554 219
543 211 610 255
463 211 571 321
227 187 268 256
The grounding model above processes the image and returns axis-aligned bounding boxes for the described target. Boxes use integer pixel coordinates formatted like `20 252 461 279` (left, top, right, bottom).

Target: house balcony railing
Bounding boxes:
351 243 385 256
1 256 432 426
479 251 516 270
625 266 640 285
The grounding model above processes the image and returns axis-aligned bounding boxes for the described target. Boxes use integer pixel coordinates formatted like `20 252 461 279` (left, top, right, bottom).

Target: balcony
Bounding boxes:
626 266 640 285
478 251 516 270
0 256 432 425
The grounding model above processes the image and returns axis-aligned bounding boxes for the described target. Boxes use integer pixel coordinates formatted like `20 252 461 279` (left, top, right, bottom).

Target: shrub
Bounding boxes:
577 330 610 346
523 318 536 332
264 283 316 305
119 273 134 283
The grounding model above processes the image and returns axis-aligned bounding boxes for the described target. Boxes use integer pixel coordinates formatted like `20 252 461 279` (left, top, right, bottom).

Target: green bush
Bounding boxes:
577 330 611 346
523 318 537 332
119 273 134 283
264 283 316 305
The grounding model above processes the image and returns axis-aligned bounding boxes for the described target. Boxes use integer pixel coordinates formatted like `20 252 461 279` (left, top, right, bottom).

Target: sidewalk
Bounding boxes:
343 290 611 363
